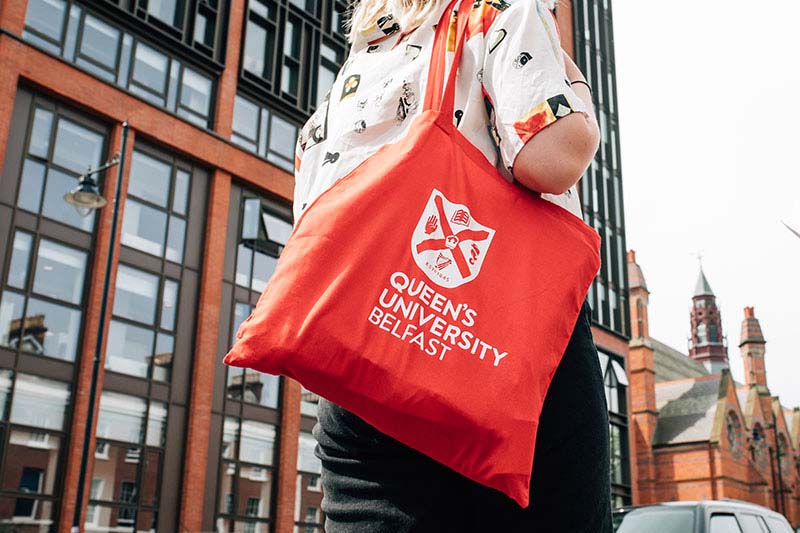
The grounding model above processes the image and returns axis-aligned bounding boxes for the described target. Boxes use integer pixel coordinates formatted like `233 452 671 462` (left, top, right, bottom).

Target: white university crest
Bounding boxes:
411 189 495 289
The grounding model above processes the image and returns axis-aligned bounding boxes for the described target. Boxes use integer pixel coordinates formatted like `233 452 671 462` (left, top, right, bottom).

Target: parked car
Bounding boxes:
613 500 795 533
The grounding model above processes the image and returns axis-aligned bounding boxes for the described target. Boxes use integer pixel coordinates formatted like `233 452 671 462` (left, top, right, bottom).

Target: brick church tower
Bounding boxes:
688 268 729 373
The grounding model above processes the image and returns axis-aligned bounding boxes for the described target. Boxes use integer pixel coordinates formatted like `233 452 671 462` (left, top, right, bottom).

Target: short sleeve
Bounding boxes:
481 0 588 173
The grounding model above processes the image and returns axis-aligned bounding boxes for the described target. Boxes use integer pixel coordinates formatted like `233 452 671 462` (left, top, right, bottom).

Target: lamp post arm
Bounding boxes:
71 121 128 533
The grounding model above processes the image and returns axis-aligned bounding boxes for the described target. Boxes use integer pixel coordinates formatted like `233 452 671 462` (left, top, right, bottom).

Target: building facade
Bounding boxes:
628 251 800 527
0 0 630 531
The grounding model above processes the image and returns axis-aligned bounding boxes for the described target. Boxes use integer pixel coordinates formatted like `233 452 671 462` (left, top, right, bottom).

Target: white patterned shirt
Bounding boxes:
293 0 588 223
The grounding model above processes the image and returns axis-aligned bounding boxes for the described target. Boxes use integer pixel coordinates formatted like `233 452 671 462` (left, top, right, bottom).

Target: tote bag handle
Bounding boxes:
423 0 471 120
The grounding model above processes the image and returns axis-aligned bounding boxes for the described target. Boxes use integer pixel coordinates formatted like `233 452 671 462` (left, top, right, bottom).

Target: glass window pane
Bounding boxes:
251 252 277 292
233 302 251 338
96 391 146 443
180 67 212 117
244 21 267 76
24 0 67 41
0 370 12 419
42 167 95 232
10 374 70 430
218 462 235 514
33 239 87 304
237 467 272 518
269 115 296 160
709 514 742 533
297 433 321 474
235 244 253 288
146 401 167 447
160 279 178 330
263 212 292 245
28 108 54 159
52 118 104 175
233 96 259 143
1 496 55 524
222 418 239 460
239 421 275 465
24 297 82 360
241 198 261 240
172 169 190 215
128 151 171 207
80 15 120 70
132 42 169 95
153 333 173 382
121 199 168 256
0 291 26 350
140 450 161 506
243 371 279 408
8 232 34 290
1 431 61 494
147 0 179 27
317 65 336 106
113 265 159 324
105 320 154 378
165 215 186 263
17 159 46 214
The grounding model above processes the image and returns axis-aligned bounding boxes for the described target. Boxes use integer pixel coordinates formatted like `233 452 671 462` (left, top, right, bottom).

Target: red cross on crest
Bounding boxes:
411 190 495 288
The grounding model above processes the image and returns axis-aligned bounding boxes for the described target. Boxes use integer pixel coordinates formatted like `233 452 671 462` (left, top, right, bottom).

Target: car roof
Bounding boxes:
614 500 787 519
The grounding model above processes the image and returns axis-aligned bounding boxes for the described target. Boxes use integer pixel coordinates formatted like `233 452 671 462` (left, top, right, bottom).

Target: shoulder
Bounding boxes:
466 0 556 40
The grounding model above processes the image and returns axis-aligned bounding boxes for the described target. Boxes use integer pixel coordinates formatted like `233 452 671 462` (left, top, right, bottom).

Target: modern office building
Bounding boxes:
0 0 630 531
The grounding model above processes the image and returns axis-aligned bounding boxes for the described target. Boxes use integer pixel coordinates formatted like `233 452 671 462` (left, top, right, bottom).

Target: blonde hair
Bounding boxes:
347 0 557 42
347 0 444 41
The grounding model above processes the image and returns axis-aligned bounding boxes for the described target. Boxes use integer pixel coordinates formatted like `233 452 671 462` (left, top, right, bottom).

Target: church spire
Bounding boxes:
688 266 729 373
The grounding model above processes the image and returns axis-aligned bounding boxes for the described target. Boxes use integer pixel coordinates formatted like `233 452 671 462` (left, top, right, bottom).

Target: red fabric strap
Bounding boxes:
423 0 471 116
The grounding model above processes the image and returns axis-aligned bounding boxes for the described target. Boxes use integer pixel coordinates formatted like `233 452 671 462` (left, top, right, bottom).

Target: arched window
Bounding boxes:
751 423 767 465
708 323 719 343
696 322 707 344
725 411 742 457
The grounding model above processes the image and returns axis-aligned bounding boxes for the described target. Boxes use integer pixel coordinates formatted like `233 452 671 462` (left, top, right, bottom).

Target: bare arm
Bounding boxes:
513 52 599 196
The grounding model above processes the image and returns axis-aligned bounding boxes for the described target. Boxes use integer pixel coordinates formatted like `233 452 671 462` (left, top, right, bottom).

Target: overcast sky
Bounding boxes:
612 0 800 410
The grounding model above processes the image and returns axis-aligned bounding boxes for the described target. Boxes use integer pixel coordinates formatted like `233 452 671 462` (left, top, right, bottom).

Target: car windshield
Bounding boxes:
616 508 695 533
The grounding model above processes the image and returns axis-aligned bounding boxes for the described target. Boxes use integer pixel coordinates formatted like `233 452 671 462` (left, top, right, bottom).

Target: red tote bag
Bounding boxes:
225 0 600 508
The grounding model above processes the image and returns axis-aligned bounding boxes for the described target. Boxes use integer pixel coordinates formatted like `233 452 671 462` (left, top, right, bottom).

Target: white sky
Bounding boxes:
612 0 800 410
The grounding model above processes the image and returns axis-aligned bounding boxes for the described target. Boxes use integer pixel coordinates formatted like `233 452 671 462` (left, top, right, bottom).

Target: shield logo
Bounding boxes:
411 189 495 289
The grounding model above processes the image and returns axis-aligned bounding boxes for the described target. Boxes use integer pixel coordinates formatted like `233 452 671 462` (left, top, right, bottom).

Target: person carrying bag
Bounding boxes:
225 0 612 531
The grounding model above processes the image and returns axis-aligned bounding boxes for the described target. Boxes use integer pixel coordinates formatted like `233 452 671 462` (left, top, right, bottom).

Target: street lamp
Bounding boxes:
65 121 129 533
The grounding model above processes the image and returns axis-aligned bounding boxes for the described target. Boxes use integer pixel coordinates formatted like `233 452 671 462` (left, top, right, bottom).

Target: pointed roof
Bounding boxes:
627 250 648 292
693 268 714 297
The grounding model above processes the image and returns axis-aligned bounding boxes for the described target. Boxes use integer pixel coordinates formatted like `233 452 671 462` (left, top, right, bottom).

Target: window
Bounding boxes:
23 0 216 128
16 106 105 232
122 149 191 262
215 185 290 531
104 264 178 381
1 232 87 361
738 514 767 533
89 391 165 530
725 411 742 457
0 372 70 525
764 516 793 533
295 432 324 531
750 423 768 466
216 418 276 531
231 94 300 172
597 349 630 502
240 0 347 118
710 514 742 533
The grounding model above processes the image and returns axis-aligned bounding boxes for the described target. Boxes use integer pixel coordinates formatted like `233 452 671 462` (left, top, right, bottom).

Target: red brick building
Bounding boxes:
0 0 631 530
628 251 800 527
